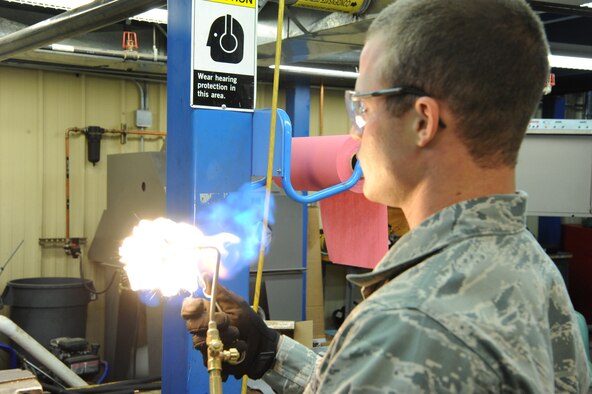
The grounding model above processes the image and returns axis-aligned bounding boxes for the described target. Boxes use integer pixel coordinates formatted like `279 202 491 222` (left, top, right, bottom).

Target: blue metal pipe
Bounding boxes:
280 122 363 204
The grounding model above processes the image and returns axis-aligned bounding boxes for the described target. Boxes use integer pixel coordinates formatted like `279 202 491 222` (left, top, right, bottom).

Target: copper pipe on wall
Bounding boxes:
99 129 167 137
102 129 167 145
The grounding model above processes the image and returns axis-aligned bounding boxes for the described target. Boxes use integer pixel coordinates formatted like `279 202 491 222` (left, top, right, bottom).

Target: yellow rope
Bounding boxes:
241 0 285 392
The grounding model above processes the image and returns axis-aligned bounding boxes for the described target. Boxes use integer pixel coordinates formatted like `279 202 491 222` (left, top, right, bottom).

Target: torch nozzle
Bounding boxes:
196 246 223 324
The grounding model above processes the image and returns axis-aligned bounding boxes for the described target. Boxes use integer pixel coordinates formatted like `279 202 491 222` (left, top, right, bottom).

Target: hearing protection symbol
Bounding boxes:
207 14 244 64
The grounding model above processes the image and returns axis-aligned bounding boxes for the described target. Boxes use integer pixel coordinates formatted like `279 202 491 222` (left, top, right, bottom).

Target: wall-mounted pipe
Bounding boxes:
44 44 167 63
0 0 166 62
0 315 87 388
133 81 150 151
134 81 147 111
126 131 166 136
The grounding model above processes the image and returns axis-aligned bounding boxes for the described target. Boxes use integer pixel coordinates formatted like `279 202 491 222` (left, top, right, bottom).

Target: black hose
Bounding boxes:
78 253 119 295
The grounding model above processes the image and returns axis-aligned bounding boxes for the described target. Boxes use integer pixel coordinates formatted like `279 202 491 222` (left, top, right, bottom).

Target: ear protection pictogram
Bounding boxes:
219 14 239 54
207 14 244 64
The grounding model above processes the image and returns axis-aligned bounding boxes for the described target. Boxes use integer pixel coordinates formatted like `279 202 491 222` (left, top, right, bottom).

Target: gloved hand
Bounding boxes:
181 277 279 380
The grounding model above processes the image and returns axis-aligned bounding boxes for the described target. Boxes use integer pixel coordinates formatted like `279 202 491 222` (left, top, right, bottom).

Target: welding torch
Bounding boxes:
201 247 242 394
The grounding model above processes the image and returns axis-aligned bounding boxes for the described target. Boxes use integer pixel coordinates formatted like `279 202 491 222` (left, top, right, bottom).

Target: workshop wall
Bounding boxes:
0 66 167 353
309 86 351 136
0 68 351 360
257 83 351 137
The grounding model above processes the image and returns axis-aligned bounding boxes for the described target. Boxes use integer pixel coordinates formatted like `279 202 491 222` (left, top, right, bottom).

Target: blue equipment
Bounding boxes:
164 1 362 392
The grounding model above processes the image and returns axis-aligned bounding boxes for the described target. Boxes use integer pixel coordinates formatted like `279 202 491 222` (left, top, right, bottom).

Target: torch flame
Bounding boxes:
119 183 274 298
119 217 238 297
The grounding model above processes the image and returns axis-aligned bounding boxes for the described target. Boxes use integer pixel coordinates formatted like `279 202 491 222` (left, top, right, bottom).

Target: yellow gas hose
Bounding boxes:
241 0 285 392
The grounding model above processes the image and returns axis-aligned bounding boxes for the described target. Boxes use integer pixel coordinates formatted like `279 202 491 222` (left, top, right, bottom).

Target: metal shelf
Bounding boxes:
527 119 592 135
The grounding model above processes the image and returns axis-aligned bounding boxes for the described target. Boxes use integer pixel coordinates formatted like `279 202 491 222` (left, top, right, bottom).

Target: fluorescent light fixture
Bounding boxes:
549 54 592 71
273 55 592 77
0 0 167 23
269 65 359 79
130 8 167 24
581 2 592 7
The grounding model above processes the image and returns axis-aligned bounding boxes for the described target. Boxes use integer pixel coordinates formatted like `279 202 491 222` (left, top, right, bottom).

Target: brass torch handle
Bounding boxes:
208 320 224 394
210 370 223 394
205 248 223 394
203 247 242 394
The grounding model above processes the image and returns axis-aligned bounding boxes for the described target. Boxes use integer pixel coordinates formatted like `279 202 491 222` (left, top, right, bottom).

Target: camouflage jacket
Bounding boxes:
264 192 590 393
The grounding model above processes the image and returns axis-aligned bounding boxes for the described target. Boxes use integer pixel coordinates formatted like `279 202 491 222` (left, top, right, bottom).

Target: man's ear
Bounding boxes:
414 97 442 148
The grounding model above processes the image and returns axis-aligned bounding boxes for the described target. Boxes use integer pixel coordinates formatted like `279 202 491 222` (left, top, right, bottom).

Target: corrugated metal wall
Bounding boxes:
0 66 167 348
0 66 348 359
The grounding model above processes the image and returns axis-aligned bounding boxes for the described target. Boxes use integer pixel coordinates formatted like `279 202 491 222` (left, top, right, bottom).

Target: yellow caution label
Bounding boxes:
292 0 364 14
208 0 256 8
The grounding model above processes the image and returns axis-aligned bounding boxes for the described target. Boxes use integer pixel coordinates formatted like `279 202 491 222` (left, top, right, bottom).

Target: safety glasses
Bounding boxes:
344 86 440 136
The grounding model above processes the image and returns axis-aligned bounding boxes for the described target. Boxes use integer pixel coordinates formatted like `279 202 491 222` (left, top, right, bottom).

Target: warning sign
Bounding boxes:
209 0 256 8
191 0 257 111
193 70 253 108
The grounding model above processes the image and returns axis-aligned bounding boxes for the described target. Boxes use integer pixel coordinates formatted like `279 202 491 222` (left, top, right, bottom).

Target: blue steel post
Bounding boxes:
165 0 251 392
285 83 310 321
285 83 310 138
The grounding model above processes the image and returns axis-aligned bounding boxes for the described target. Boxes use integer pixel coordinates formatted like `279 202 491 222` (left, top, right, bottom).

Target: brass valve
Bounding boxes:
207 320 242 394
222 347 241 364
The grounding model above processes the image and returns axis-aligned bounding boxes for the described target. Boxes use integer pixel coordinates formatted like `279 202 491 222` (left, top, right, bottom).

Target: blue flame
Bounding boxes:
197 182 275 277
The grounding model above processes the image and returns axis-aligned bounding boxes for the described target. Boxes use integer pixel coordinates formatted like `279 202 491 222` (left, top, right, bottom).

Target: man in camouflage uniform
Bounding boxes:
182 0 591 392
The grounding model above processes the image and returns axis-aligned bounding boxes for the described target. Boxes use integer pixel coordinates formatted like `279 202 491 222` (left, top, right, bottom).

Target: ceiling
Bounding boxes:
0 0 591 93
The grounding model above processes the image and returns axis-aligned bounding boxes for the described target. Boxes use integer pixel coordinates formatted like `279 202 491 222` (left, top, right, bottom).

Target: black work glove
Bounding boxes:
181 277 280 380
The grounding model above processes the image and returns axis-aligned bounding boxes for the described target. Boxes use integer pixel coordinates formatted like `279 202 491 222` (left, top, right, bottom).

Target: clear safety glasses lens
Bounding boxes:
345 90 366 137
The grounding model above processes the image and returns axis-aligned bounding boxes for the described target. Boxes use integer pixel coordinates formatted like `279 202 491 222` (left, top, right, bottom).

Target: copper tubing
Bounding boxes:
102 129 167 137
